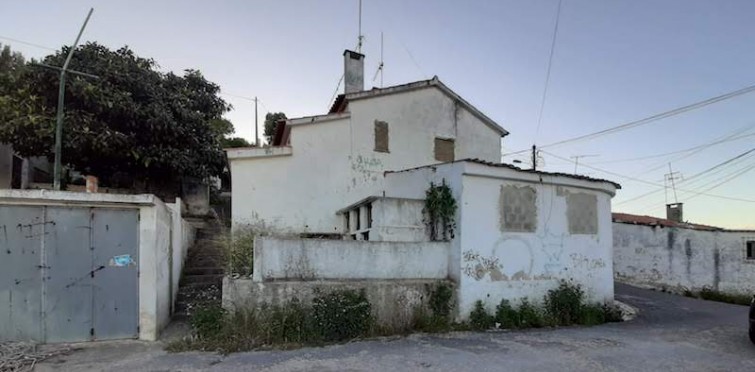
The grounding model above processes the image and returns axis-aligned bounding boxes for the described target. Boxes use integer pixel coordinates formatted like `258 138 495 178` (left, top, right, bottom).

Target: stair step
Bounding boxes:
183 267 225 275
181 274 223 285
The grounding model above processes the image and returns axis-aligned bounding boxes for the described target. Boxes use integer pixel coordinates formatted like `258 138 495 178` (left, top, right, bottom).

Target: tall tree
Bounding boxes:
263 112 287 144
0 42 231 188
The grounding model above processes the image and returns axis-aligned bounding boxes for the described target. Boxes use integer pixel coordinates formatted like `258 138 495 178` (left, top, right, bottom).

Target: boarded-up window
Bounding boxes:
500 185 537 232
566 192 598 234
374 120 389 152
434 138 455 162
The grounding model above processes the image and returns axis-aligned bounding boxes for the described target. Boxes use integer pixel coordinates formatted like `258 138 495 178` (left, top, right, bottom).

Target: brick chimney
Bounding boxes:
343 50 364 94
666 203 683 223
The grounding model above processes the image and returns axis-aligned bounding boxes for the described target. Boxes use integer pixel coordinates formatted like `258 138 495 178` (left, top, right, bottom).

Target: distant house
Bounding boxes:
614 210 755 296
225 50 621 318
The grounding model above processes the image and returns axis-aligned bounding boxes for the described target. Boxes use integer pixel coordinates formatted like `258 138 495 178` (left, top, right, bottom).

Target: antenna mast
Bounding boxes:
372 32 384 87
357 0 364 52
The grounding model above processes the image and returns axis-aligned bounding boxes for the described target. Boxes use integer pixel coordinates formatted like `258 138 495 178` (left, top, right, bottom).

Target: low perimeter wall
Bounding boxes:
223 278 455 329
614 222 755 295
253 237 450 282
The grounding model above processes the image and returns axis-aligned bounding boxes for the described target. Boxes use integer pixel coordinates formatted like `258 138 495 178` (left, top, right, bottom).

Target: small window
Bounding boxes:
747 241 755 260
374 120 389 152
434 137 455 162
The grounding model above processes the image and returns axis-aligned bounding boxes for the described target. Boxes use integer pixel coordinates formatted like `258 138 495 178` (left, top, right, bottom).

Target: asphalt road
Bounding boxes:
36 283 755 371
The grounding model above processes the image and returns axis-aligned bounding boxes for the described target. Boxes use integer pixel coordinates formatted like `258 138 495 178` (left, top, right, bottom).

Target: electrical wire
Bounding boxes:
539 149 755 203
533 0 563 145
0 35 56 51
506 83 755 156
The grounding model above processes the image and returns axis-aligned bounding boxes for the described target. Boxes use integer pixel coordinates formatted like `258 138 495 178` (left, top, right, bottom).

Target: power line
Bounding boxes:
540 149 755 203
0 35 56 51
533 0 563 145
506 83 755 156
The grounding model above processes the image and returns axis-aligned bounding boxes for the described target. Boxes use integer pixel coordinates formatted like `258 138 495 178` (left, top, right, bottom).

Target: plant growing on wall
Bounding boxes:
424 179 457 241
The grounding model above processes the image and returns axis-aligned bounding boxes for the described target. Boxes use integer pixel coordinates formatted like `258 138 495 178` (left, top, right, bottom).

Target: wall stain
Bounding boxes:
684 239 692 279
713 248 721 290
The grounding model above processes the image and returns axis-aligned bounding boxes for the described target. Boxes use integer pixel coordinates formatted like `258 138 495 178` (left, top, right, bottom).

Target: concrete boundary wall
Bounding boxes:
223 278 455 329
253 237 450 282
614 222 755 295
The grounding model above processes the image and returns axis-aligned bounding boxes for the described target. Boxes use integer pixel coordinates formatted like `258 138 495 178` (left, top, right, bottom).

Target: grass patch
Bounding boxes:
477 280 623 331
219 228 254 276
167 289 374 353
698 288 751 306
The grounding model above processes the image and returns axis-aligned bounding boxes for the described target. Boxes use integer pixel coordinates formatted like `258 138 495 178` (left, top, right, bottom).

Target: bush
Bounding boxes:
578 304 605 326
495 299 520 329
469 300 494 330
518 299 545 328
544 280 584 326
311 289 373 342
428 282 454 319
224 229 255 276
191 306 226 339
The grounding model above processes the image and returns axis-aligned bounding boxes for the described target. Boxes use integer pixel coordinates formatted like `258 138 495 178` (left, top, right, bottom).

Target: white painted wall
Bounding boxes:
252 237 450 282
229 85 503 233
369 198 426 242
167 198 196 315
381 162 617 318
614 222 755 295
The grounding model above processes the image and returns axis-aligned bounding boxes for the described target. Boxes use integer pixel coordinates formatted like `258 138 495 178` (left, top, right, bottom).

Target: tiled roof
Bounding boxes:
386 158 622 189
612 212 726 231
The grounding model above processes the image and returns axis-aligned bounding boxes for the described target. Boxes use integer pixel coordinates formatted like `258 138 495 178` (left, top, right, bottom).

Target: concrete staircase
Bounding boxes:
173 218 226 321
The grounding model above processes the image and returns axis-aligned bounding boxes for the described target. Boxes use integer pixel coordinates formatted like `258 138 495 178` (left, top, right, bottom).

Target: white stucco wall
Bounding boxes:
229 85 503 233
252 237 450 282
369 198 426 242
167 198 196 315
614 223 755 295
382 162 617 319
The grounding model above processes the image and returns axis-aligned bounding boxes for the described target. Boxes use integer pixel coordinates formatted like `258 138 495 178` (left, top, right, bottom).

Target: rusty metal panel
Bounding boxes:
92 208 138 340
43 207 93 343
0 206 44 342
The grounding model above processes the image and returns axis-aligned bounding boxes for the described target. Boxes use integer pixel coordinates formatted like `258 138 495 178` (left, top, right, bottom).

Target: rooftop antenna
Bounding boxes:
570 154 599 174
372 32 384 87
357 0 364 52
664 163 683 204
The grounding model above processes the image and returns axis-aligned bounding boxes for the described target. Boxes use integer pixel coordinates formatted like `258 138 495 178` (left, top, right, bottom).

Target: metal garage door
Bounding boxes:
0 205 139 342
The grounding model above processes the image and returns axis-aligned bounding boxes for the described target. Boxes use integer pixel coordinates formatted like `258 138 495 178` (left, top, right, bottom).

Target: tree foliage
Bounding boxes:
0 42 232 186
263 112 287 144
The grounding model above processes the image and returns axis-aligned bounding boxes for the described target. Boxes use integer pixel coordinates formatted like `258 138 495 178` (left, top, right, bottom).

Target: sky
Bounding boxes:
1 0 754 229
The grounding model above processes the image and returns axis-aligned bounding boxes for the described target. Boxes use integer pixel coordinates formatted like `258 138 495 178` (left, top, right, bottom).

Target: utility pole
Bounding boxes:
570 154 599 174
531 145 537 171
52 8 94 190
254 96 259 146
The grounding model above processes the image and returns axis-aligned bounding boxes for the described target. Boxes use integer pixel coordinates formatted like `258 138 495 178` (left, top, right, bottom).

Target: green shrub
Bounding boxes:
578 304 605 326
266 299 312 344
494 299 520 329
518 299 545 328
428 282 454 319
544 280 584 326
224 229 255 276
412 306 451 333
469 300 494 330
311 289 373 342
191 305 226 339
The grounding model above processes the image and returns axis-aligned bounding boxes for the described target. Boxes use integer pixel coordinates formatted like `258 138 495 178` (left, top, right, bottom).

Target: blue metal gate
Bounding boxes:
0 205 139 342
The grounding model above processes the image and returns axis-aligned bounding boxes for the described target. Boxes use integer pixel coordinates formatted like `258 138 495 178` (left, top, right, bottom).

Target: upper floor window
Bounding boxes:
434 137 455 162
374 120 389 153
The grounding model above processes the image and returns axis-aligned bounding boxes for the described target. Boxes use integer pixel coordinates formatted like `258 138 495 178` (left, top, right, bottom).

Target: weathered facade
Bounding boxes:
227 63 508 233
613 213 755 295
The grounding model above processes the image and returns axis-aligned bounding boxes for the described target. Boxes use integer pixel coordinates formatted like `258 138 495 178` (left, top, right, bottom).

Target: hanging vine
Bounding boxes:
424 179 457 241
